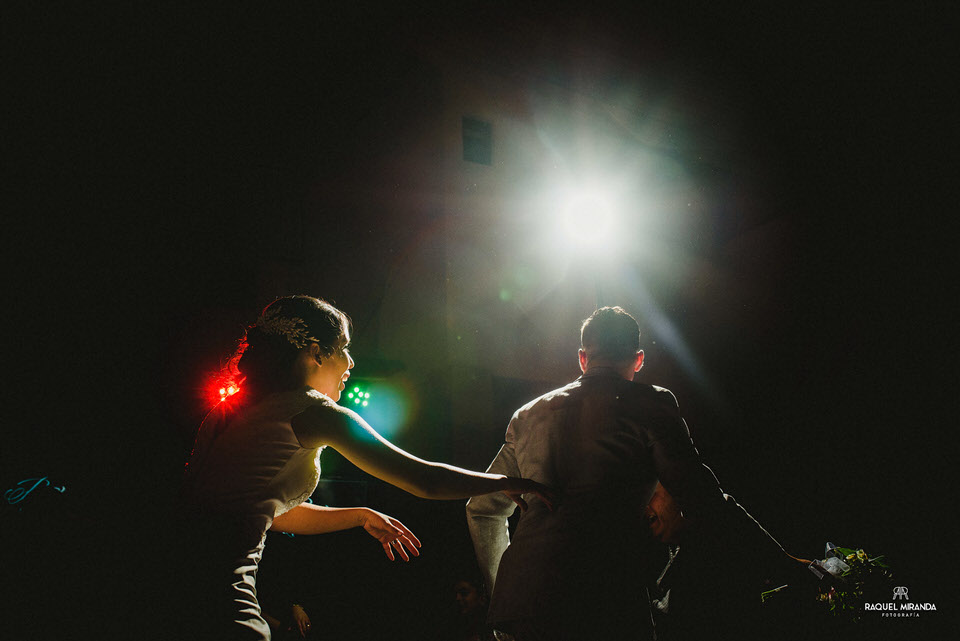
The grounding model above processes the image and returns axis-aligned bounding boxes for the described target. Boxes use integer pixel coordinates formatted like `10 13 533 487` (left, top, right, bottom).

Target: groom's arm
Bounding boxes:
466 440 520 598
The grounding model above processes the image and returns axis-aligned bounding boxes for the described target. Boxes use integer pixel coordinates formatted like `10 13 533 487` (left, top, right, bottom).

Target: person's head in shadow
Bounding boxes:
454 575 488 619
445 572 506 641
644 481 688 545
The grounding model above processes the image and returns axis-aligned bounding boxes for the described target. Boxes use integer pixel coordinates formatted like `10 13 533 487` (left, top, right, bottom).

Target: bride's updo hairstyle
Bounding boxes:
230 295 351 401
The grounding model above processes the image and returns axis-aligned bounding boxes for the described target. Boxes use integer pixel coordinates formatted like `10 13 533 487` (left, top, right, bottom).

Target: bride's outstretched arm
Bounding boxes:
291 403 553 509
270 503 421 561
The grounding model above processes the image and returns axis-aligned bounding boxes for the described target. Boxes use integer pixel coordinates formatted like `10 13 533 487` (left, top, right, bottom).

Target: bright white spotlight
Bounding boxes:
561 190 616 249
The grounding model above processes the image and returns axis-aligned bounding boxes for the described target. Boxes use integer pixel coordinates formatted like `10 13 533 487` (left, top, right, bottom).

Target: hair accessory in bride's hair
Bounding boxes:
253 307 320 349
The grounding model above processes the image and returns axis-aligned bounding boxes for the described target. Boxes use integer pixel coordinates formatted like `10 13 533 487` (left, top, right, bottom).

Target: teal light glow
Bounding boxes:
346 379 415 439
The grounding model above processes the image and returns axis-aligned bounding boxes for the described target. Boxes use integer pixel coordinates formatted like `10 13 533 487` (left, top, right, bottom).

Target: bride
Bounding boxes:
178 295 552 639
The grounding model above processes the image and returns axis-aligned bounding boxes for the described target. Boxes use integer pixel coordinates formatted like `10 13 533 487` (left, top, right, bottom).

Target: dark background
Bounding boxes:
2 3 952 639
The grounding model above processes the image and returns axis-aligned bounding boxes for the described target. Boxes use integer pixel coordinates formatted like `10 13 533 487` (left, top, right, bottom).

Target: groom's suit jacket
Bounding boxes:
466 367 765 632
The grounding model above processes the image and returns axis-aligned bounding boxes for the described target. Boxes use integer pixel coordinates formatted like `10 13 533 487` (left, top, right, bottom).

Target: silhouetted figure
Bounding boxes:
645 482 810 640
258 531 318 639
467 306 778 641
262 603 313 640
437 574 508 641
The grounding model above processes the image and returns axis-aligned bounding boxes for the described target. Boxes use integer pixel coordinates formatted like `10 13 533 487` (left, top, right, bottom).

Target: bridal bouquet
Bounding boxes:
807 542 894 622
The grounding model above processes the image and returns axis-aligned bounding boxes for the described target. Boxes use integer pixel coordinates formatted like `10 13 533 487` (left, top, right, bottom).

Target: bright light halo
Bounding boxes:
561 190 616 249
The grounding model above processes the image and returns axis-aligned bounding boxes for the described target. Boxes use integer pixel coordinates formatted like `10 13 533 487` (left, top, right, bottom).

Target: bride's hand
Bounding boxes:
360 508 422 561
501 477 556 512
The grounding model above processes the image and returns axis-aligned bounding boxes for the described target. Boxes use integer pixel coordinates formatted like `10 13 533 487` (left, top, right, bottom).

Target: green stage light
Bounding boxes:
346 382 373 411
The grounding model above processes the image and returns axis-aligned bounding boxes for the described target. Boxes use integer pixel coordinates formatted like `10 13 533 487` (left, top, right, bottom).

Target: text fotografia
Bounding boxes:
865 602 937 617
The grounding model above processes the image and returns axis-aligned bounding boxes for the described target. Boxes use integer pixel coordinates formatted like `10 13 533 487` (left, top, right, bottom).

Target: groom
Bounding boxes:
467 306 759 641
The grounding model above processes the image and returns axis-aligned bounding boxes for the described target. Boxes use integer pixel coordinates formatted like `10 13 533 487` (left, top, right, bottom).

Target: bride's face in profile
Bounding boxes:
307 333 354 401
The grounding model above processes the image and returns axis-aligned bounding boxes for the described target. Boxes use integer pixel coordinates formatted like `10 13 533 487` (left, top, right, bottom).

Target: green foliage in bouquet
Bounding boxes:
813 544 894 623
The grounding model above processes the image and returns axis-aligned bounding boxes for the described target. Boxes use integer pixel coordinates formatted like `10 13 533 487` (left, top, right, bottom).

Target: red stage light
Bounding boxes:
217 382 241 402
204 370 245 409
